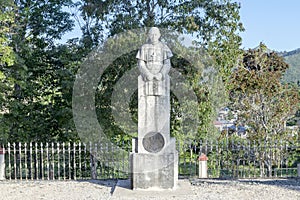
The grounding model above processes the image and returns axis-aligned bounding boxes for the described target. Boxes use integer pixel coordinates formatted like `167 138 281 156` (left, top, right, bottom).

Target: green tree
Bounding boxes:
0 0 79 142
228 44 300 177
77 0 244 79
229 44 300 141
0 0 244 143
0 0 17 143
0 0 15 67
75 0 243 141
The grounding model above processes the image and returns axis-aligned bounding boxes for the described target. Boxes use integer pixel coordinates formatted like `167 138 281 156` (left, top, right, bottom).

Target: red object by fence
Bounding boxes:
198 153 208 161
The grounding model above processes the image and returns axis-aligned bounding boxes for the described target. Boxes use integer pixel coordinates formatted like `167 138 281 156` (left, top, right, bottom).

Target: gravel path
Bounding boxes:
0 178 299 200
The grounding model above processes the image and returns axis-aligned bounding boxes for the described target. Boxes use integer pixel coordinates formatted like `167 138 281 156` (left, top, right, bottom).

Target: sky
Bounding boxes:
238 0 300 51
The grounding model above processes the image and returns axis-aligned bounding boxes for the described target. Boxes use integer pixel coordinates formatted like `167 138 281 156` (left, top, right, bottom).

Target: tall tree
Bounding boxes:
229 44 300 141
74 0 244 141
0 0 17 143
78 0 244 64
0 0 79 142
0 0 244 143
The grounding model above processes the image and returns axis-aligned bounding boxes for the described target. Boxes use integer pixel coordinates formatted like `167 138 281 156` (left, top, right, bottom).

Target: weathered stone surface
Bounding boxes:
131 139 178 189
111 179 194 200
132 27 178 190
137 75 170 153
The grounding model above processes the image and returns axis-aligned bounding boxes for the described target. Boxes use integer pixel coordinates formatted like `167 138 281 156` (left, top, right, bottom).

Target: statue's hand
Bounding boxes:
145 73 154 81
154 73 163 81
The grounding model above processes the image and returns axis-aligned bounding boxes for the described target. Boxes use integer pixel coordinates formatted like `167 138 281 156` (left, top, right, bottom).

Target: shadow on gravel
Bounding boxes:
239 178 300 192
76 179 118 194
76 178 300 194
190 178 300 192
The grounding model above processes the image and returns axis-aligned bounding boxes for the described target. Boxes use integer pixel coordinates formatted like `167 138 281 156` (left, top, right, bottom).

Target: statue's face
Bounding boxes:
148 29 160 43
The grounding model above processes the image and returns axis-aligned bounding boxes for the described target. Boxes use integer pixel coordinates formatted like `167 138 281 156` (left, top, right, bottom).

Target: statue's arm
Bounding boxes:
159 58 171 79
138 59 153 81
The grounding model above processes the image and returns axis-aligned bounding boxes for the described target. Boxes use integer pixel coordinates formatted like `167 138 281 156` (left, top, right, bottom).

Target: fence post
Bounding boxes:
297 163 300 177
0 146 5 180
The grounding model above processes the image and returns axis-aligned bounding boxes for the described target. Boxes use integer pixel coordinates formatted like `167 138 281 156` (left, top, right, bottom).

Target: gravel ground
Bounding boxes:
190 178 300 200
0 180 115 200
0 178 299 200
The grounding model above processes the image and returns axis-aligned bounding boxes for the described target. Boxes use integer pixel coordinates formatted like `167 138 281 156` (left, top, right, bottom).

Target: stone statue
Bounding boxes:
136 27 172 153
136 27 173 96
131 27 178 190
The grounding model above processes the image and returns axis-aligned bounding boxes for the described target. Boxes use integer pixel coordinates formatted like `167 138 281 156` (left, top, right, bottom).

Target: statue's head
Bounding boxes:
148 27 161 44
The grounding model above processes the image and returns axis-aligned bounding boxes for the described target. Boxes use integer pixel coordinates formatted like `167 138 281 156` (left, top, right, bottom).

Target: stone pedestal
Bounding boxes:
130 138 178 190
130 75 178 190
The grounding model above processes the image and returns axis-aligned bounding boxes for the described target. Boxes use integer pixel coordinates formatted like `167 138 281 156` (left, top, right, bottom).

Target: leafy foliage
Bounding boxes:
0 0 15 67
1 0 244 144
77 0 244 142
0 0 79 143
229 44 300 141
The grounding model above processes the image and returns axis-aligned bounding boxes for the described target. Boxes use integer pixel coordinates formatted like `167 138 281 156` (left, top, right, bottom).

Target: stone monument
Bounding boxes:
130 27 178 190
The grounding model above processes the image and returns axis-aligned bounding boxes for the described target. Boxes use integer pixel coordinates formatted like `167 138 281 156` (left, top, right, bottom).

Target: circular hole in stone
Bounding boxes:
142 132 165 153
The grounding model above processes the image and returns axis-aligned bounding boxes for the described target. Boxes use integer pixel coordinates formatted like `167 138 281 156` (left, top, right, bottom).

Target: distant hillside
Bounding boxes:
280 48 300 57
281 49 300 84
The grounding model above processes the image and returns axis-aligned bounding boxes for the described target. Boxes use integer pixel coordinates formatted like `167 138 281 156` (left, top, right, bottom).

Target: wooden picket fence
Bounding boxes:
0 139 299 180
